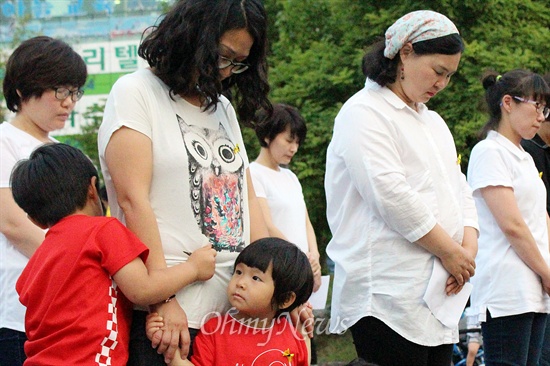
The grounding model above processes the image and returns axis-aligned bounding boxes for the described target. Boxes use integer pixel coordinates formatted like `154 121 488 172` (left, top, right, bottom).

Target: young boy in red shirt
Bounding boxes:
11 143 216 365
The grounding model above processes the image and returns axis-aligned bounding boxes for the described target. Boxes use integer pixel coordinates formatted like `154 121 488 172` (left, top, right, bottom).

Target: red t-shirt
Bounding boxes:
192 312 309 366
16 215 148 365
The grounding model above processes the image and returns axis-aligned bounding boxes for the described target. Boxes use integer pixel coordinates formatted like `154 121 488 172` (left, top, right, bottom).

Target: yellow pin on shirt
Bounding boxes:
282 348 294 362
540 172 543 179
233 144 240 154
456 154 462 165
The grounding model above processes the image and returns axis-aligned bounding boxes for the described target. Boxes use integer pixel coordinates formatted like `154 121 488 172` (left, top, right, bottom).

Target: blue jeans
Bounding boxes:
482 311 546 366
0 328 27 366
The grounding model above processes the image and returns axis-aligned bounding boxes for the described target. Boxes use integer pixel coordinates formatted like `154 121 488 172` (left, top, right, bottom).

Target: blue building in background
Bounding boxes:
0 0 164 135
0 0 162 44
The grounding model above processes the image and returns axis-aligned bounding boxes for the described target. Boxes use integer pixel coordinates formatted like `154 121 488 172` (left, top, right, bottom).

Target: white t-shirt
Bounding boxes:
0 123 49 332
325 79 478 346
249 162 308 253
98 68 250 328
467 130 550 321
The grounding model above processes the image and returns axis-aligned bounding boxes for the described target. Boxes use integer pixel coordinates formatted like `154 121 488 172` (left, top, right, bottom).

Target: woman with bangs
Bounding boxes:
0 36 87 366
467 69 550 366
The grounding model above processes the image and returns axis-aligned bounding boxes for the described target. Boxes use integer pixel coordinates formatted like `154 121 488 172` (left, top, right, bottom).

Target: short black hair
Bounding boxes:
99 185 108 202
11 143 99 227
234 237 314 315
255 103 307 148
3 36 87 112
362 33 464 87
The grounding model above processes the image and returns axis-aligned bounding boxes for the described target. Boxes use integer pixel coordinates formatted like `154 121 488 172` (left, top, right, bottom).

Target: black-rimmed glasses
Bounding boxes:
218 56 249 74
53 87 84 102
513 96 550 119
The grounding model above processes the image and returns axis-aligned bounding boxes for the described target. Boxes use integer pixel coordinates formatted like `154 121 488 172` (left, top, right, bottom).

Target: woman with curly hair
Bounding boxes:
98 1 271 364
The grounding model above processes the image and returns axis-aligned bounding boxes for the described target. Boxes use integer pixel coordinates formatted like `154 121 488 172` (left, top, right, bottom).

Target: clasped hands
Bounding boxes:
441 244 476 295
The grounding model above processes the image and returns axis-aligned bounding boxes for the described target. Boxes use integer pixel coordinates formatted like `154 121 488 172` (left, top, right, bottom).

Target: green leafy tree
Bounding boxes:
57 102 106 182
449 0 550 168
256 0 550 268
26 0 548 270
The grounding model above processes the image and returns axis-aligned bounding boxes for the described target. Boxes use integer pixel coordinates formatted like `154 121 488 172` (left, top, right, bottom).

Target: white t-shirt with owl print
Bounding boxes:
98 68 250 328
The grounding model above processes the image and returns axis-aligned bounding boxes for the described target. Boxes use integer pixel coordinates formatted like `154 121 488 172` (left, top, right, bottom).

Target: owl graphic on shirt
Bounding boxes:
177 114 245 252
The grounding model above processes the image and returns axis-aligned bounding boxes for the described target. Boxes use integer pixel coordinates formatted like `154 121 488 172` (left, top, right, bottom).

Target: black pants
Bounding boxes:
350 316 452 366
0 328 27 366
127 310 199 366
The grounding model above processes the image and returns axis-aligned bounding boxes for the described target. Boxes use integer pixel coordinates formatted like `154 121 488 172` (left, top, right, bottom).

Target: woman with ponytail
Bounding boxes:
467 69 550 366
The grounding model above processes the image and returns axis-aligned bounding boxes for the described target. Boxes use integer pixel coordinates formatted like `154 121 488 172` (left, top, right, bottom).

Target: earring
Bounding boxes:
400 67 405 80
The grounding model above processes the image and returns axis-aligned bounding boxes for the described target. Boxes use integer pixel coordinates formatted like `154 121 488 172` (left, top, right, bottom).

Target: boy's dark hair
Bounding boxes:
362 33 464 87
11 143 99 227
3 36 87 112
99 185 109 215
99 185 108 203
479 69 550 138
255 103 307 147
138 0 271 127
235 237 314 315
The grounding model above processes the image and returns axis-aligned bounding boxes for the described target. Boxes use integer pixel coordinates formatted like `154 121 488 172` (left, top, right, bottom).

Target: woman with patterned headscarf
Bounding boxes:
324 10 478 365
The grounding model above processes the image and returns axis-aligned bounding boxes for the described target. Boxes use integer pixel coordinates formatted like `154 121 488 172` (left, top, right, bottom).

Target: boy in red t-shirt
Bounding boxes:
11 143 216 365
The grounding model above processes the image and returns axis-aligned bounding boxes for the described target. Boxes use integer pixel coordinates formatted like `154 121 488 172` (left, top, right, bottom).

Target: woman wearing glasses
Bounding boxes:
0 36 87 366
98 1 271 365
521 73 550 366
467 69 550 366
521 73 550 216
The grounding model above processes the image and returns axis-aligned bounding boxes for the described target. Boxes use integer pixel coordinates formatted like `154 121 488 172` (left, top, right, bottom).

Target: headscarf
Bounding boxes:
384 10 459 60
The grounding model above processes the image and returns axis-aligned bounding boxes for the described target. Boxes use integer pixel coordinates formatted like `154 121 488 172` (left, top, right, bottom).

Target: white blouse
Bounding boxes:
325 79 478 346
468 130 550 321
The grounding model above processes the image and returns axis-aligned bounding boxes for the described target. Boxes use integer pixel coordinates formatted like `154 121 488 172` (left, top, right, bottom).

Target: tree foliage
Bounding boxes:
6 0 548 269
243 0 550 267
57 102 105 182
